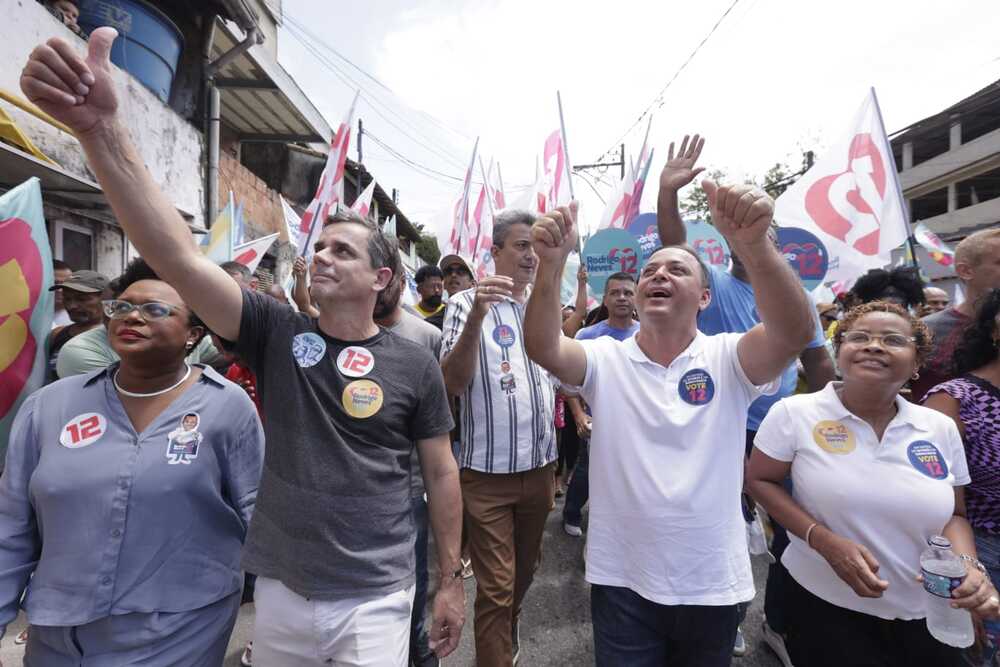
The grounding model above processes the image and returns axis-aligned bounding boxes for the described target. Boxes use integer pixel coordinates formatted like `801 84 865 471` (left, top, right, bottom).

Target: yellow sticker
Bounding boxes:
342 379 384 419
812 420 856 455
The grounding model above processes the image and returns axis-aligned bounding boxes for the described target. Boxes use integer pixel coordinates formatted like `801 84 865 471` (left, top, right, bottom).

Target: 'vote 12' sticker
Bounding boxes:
292 332 326 368
60 412 107 449
678 369 715 406
907 440 949 480
337 346 375 378
342 380 384 419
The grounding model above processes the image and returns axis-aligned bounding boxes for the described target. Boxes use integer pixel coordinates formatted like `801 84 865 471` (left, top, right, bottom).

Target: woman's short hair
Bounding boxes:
833 300 933 367
112 258 205 332
953 288 1000 375
849 266 926 309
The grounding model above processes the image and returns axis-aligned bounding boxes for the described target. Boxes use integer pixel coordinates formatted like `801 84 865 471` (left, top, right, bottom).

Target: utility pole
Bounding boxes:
357 118 363 165
572 143 626 179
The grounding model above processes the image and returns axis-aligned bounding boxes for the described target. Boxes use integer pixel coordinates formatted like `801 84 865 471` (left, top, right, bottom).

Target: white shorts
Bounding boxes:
252 576 415 667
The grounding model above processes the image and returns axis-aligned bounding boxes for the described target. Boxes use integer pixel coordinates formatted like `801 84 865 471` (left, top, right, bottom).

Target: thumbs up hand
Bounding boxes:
21 27 120 138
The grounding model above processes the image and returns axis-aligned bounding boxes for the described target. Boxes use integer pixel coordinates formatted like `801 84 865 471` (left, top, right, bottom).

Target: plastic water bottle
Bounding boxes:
920 535 974 648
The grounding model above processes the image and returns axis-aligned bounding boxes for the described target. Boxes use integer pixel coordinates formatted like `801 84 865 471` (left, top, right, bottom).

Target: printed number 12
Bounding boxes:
66 416 100 444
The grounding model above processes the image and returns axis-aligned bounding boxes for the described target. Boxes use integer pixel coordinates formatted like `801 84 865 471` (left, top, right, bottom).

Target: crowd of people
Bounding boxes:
3 25 1000 667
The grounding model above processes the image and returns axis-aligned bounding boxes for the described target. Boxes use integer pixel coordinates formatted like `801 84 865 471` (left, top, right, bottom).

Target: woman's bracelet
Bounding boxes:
805 522 818 549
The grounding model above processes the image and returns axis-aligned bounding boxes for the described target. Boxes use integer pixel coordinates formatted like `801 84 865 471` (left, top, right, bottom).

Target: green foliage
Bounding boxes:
680 168 726 224
414 224 440 266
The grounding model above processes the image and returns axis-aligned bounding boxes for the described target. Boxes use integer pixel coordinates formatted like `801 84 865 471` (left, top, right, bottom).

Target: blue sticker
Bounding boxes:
907 440 949 480
292 332 327 368
678 368 715 406
493 324 516 348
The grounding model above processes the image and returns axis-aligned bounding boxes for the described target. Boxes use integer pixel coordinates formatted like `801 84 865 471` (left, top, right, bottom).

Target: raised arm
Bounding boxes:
20 28 243 340
440 275 514 396
291 256 320 318
524 204 587 387
655 134 705 246
702 180 814 385
561 264 589 338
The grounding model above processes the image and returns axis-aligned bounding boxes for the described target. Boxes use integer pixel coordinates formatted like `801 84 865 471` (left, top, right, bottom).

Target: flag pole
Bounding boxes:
557 90 581 253
870 87 920 272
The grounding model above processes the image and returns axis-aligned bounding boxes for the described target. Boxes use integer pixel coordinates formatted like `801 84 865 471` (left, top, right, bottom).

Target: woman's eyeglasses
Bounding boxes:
102 300 179 321
841 331 915 349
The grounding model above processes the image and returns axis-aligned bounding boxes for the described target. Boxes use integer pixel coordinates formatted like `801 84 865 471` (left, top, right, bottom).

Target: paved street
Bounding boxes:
1 494 782 666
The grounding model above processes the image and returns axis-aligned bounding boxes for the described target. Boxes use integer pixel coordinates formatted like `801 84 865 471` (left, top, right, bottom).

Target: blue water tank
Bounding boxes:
77 0 184 104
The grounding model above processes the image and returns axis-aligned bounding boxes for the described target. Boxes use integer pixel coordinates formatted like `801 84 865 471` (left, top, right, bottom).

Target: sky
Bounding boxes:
275 0 1000 241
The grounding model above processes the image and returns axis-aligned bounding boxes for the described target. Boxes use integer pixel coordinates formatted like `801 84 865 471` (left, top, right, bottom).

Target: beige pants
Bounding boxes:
461 463 556 667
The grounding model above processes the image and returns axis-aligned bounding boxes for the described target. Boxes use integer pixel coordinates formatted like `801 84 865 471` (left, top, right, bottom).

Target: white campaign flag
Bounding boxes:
351 179 376 218
774 89 909 289
232 233 279 275
279 196 300 249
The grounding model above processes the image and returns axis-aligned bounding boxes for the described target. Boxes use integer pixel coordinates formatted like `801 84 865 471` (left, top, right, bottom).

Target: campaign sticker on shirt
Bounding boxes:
499 360 512 374
342 380 384 419
336 346 375 378
291 332 326 368
492 324 516 348
678 369 715 406
812 420 856 455
165 412 202 465
907 440 949 480
500 373 517 395
60 412 107 449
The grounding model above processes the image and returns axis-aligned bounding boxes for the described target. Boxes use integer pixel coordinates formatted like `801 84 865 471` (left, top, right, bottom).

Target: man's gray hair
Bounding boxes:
492 209 538 248
323 208 395 272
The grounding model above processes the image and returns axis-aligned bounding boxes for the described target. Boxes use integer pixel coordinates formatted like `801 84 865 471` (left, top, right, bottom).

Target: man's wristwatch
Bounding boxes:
960 554 990 579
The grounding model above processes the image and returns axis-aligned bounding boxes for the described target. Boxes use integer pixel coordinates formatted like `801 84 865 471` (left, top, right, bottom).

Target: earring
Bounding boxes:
911 370 920 381
185 341 194 351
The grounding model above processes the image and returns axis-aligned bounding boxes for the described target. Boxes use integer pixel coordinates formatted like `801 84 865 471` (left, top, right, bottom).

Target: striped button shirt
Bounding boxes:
441 289 557 474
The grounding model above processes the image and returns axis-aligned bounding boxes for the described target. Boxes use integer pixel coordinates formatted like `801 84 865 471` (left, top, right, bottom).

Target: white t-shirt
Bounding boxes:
754 383 970 620
578 331 779 606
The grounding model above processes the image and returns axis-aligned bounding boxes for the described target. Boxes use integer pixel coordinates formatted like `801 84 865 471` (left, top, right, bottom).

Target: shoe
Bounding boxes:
761 618 794 667
461 557 474 579
512 618 521 665
240 641 252 667
563 521 582 537
733 626 747 657
13 628 28 645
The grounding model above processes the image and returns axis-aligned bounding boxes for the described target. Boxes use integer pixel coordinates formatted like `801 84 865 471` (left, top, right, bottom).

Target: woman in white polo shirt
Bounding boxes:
747 301 999 666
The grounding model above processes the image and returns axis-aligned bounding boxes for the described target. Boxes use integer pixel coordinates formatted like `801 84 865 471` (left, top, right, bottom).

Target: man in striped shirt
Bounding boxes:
441 210 557 667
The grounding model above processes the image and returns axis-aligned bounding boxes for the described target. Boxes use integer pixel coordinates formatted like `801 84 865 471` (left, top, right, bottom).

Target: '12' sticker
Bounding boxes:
812 421 856 455
493 325 516 348
60 413 107 449
907 441 949 480
678 369 715 406
342 380 384 419
336 346 375 378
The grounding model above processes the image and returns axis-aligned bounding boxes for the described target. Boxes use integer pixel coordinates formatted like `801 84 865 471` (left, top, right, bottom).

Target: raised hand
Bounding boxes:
292 256 308 278
531 203 579 268
20 27 119 137
813 528 889 598
576 263 588 285
471 275 514 319
702 180 774 248
659 134 706 192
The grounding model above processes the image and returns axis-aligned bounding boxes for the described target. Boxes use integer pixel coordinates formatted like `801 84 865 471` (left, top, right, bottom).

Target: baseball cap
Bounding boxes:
438 254 474 276
50 270 109 293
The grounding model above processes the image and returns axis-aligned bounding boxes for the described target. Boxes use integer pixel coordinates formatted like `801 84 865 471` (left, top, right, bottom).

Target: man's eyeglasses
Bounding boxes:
841 331 915 349
102 300 180 321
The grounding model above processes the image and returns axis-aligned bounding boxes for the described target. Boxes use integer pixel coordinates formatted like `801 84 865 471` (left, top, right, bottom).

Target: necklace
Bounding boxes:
114 363 192 398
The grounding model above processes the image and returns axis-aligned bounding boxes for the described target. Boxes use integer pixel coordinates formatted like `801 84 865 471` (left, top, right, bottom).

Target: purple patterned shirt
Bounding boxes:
926 375 1000 534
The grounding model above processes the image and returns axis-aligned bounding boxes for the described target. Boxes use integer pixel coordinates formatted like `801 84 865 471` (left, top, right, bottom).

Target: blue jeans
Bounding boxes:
591 584 739 667
563 438 589 527
409 495 436 666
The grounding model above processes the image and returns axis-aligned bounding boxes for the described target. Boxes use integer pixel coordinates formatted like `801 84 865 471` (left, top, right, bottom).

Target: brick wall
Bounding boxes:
219 152 286 242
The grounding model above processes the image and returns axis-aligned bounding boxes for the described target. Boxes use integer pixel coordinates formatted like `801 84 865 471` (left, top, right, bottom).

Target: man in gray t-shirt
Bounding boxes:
375 264 443 667
30 38 467 662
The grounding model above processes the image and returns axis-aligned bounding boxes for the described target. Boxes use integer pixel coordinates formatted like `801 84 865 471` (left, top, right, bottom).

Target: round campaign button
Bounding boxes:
336 346 375 378
678 369 715 406
493 324 516 348
907 440 949 480
60 412 107 449
291 332 326 368
812 420 856 455
776 227 830 291
342 380 384 419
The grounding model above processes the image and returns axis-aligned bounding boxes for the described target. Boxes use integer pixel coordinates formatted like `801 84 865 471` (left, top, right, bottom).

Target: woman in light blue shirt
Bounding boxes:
0 259 264 666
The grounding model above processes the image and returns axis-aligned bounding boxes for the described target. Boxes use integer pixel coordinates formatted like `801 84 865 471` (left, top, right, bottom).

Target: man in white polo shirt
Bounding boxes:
523 183 815 666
